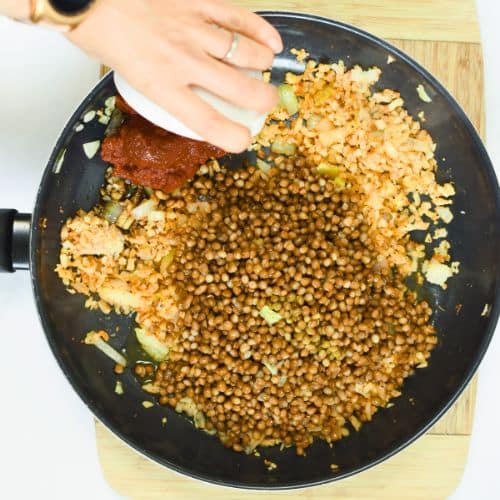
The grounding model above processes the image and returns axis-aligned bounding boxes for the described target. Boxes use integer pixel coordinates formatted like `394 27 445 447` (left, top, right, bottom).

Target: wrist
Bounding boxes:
2 0 31 20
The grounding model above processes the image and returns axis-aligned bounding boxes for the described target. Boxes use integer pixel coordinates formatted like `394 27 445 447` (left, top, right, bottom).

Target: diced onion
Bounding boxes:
271 140 296 156
104 96 116 110
436 206 453 224
105 108 124 137
263 361 278 376
102 200 123 224
84 331 127 367
433 228 448 239
160 249 176 275
132 199 156 219
142 383 160 394
306 114 321 130
83 140 101 159
115 381 124 395
53 148 66 174
259 305 283 325
256 158 271 174
278 84 299 115
481 304 491 317
194 412 206 429
416 84 432 103
424 261 454 288
349 415 361 431
334 177 346 190
98 115 111 125
316 162 339 178
387 98 403 111
83 110 96 123
135 328 169 361
314 85 334 105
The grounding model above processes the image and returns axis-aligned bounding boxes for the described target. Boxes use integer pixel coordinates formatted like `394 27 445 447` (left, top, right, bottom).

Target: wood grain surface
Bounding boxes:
232 0 480 43
96 423 470 500
95 1 483 497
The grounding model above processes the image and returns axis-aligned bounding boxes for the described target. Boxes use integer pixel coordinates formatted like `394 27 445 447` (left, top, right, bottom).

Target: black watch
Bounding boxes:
30 0 96 31
49 0 94 14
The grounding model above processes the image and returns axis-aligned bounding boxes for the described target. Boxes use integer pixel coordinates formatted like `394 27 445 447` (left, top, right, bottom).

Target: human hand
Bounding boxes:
1 0 29 19
68 0 283 152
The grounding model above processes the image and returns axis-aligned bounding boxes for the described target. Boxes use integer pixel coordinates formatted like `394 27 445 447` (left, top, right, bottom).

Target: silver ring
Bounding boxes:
223 32 240 62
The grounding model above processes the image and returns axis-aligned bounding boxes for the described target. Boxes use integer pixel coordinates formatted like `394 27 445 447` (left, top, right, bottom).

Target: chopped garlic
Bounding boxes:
142 401 154 409
387 55 396 64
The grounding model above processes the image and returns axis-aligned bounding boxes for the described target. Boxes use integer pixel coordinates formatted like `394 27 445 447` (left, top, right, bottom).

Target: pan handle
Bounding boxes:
0 209 31 273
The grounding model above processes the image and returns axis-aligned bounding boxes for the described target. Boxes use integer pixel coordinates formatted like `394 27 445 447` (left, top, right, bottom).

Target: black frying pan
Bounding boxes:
0 12 499 490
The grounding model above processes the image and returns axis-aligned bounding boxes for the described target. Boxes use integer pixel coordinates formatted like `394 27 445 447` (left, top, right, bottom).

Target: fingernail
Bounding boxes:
270 37 283 54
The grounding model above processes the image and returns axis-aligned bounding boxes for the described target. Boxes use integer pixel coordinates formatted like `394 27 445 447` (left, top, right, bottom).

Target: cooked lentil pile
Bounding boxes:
149 160 436 454
56 57 457 455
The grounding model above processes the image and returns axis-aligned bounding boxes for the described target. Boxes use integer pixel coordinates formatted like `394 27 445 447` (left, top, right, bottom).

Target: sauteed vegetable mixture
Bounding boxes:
56 53 458 455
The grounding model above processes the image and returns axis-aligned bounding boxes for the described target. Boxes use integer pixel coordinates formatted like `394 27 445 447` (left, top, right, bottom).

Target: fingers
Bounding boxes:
189 54 278 113
193 24 274 70
161 88 252 152
199 0 283 54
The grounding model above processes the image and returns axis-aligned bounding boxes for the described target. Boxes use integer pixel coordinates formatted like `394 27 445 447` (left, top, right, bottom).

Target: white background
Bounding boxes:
0 2 498 499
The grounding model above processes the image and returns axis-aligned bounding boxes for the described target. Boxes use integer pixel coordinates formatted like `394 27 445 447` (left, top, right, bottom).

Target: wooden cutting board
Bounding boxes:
96 1 484 498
